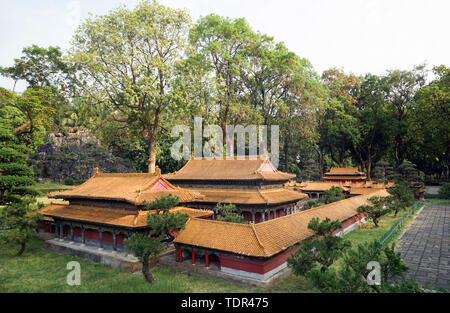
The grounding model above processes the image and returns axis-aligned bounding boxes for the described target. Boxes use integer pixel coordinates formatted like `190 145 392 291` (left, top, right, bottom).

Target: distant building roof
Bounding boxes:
325 167 364 176
38 203 213 228
48 169 203 205
296 181 350 192
185 187 307 205
164 156 296 182
323 168 366 181
174 189 390 257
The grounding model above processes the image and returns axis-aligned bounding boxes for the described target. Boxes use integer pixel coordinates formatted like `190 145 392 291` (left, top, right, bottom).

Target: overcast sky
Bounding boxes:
1 0 449 91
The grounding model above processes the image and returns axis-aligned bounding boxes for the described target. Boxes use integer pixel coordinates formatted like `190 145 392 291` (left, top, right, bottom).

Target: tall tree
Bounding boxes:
320 68 361 167
70 0 192 173
0 45 66 145
189 14 262 142
410 65 450 179
384 65 426 166
352 74 392 179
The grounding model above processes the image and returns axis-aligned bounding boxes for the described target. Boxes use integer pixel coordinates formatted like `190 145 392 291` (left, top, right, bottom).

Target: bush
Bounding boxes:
438 183 450 199
63 177 74 185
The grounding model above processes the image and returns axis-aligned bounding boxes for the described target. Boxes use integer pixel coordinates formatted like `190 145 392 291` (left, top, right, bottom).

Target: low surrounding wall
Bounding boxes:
44 238 142 272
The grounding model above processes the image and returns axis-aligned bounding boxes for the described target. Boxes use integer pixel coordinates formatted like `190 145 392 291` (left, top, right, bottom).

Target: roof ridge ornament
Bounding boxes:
93 167 99 176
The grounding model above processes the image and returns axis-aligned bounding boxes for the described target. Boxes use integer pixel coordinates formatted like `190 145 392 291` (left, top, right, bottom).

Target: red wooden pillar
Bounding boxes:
191 248 195 265
176 246 183 262
205 251 209 268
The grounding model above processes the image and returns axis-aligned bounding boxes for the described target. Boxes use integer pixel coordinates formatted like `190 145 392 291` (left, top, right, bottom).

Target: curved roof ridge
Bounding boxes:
96 172 156 177
188 217 253 227
249 222 269 256
257 188 269 204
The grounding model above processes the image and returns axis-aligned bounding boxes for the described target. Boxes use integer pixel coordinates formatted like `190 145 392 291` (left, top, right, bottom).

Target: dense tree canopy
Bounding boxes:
0 0 448 183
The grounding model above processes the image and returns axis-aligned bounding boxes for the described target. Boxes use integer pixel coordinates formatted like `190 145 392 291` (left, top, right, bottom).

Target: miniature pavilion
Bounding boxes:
164 156 308 223
37 168 212 251
323 167 366 184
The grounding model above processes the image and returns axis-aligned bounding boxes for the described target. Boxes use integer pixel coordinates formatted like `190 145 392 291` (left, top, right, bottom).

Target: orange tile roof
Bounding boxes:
164 156 296 182
185 188 307 205
48 171 203 205
297 181 350 192
38 203 213 228
325 167 365 176
323 176 366 180
174 189 390 257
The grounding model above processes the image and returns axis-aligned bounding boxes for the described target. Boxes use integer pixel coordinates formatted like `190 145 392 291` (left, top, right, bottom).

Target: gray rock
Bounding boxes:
28 129 136 183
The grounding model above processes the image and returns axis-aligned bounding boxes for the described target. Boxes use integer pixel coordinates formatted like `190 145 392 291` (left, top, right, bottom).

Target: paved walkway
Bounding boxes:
397 204 450 290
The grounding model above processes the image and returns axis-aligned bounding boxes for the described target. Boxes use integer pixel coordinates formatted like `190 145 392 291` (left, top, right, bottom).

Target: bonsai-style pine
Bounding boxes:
387 181 415 216
0 126 43 256
288 217 350 274
124 194 189 283
214 203 245 223
357 196 391 228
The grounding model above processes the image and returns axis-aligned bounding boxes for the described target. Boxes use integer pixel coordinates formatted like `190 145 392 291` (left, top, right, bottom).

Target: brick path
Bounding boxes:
396 204 450 290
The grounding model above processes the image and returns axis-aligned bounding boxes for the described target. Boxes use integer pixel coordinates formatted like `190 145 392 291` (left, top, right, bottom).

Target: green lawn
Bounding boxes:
0 237 255 293
343 212 407 247
34 181 72 205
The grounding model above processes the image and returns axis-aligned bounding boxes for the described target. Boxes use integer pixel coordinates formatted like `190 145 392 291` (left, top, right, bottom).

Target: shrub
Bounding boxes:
438 183 450 199
63 177 74 185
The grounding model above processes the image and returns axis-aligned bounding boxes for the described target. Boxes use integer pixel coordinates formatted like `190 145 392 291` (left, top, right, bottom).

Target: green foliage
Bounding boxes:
0 126 40 205
123 233 164 283
304 240 420 293
0 201 44 256
303 200 322 210
70 0 193 172
215 203 245 223
63 177 74 186
320 186 345 204
387 181 415 216
0 45 71 88
438 183 450 199
288 218 350 274
125 194 189 283
357 196 391 228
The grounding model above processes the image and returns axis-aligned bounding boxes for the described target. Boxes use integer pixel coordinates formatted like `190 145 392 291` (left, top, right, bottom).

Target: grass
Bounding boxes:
344 212 408 247
0 237 254 293
424 198 450 206
34 181 72 205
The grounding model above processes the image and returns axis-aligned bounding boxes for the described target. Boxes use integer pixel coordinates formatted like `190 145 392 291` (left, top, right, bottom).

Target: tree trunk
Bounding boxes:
148 137 156 174
17 242 26 256
147 107 161 174
284 136 289 172
367 159 372 181
318 148 324 178
142 256 153 283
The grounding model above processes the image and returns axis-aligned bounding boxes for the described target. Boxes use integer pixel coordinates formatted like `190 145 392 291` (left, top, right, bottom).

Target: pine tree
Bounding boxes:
215 203 245 223
357 196 391 227
0 125 43 256
125 194 189 283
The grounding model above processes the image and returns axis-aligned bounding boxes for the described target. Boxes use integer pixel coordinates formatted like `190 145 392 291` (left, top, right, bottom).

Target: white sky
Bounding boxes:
1 0 449 91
